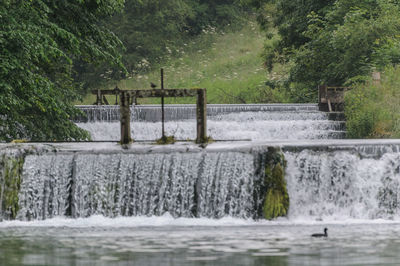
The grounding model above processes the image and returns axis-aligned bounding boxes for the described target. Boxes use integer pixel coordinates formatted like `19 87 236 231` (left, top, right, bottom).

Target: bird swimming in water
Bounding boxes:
150 82 157 88
311 228 328 237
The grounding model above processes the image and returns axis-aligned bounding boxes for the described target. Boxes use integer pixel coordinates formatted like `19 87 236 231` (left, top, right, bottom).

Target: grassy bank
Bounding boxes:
345 66 400 138
77 18 290 105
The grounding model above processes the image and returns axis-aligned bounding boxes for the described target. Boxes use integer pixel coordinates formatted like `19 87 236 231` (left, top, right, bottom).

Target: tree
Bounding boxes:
290 0 400 87
251 0 400 100
0 0 125 141
113 0 245 73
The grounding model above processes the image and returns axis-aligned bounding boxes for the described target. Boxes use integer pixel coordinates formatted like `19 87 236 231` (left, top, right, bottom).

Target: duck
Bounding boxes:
311 228 328 237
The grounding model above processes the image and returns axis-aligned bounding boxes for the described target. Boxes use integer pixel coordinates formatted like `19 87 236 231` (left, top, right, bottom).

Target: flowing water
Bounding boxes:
1 218 400 266
17 151 258 220
75 104 346 141
1 104 400 265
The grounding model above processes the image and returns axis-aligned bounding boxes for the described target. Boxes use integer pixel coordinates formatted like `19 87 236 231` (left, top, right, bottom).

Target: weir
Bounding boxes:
75 104 346 141
1 143 265 220
2 103 400 222
2 139 400 221
75 104 324 122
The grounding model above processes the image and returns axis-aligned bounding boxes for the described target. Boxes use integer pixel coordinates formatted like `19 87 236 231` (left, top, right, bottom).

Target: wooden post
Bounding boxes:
102 95 109 105
327 99 332 112
372 71 381 85
119 91 132 144
318 85 327 111
96 89 102 105
114 86 120 105
161 68 165 139
196 88 207 143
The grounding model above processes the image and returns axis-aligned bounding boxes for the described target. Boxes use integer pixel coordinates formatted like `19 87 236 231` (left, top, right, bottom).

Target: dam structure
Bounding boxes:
3 104 400 265
2 104 400 221
3 139 400 222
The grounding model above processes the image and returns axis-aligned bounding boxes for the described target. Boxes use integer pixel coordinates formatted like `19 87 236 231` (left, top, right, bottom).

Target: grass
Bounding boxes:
77 17 290 105
345 66 400 138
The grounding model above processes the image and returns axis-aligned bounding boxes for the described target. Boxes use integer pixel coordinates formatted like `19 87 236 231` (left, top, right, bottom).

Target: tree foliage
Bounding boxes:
0 0 125 141
0 0 249 141
252 0 400 97
290 0 400 87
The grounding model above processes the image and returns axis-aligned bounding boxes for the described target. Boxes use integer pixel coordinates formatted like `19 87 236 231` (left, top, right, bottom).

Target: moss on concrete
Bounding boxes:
262 147 289 220
0 155 24 220
11 139 28 143
156 135 176 145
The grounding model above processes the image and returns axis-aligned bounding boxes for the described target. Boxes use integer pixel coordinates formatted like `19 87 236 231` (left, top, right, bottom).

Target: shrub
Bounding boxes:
345 66 400 138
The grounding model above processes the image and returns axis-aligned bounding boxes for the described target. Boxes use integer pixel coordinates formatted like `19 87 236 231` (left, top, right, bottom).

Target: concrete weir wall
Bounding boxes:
3 139 400 221
0 142 287 221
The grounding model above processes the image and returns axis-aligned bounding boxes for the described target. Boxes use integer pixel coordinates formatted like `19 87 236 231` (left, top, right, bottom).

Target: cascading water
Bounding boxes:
3 141 400 265
3 103 400 223
284 146 400 220
16 151 260 220
2 140 400 221
75 104 321 122
75 104 346 141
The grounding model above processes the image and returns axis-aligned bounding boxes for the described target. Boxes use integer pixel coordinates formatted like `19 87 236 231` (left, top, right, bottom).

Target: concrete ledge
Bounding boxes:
2 139 400 155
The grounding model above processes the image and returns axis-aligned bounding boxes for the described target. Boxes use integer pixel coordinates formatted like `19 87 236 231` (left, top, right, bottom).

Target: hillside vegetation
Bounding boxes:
1 0 253 141
79 19 289 105
5 0 400 141
345 67 400 138
251 0 400 138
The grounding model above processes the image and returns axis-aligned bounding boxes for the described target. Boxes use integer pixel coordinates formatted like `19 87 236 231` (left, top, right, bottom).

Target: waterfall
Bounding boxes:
75 104 345 141
284 147 400 220
4 103 400 222
77 120 345 141
16 151 260 220
2 141 400 221
75 104 320 122
0 141 400 221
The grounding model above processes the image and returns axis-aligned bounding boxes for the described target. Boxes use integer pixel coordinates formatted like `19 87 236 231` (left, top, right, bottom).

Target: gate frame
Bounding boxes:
92 87 207 144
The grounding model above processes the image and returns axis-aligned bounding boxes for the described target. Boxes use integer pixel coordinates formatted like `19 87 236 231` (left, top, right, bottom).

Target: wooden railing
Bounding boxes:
318 85 350 112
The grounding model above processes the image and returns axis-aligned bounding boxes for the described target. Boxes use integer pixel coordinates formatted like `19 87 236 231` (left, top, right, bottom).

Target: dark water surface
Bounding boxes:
1 222 400 266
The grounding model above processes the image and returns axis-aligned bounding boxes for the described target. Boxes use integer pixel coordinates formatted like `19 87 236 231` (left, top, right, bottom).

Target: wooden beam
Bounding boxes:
327 99 332 112
91 89 199 98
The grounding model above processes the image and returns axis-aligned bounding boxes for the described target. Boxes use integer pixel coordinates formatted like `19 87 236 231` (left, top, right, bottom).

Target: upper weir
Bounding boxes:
75 104 324 122
75 104 346 141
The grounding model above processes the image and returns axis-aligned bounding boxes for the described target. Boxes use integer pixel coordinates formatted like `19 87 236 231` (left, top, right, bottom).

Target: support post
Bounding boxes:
327 99 332 112
102 95 109 105
196 88 207 143
119 91 132 144
372 71 381 85
161 68 165 139
96 89 102 105
114 86 120 105
318 85 327 111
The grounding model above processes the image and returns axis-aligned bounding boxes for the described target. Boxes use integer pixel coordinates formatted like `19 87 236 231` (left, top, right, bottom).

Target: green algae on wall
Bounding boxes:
262 147 289 220
0 155 24 220
156 135 176 145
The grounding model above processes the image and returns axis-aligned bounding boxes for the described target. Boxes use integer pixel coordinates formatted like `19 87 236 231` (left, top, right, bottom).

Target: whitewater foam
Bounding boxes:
2 213 400 228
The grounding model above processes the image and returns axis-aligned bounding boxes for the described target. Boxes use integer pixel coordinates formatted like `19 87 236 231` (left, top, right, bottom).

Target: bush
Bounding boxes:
345 66 400 138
